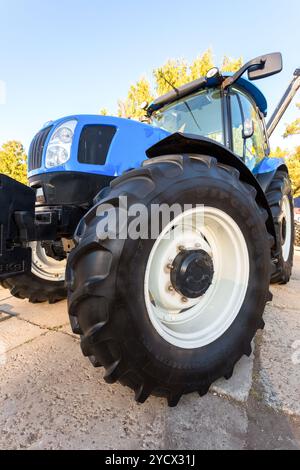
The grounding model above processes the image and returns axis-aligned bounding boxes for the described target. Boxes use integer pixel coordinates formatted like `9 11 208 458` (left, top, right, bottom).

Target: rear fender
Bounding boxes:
146 132 276 244
254 157 288 193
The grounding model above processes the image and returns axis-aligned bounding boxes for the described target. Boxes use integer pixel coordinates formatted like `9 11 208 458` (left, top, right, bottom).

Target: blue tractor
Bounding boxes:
1 53 299 405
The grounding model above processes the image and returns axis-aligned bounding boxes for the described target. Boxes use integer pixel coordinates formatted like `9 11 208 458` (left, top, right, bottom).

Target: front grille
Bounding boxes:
28 126 53 171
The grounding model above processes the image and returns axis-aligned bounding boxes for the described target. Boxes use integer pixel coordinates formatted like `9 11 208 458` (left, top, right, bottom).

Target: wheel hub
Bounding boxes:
171 249 214 298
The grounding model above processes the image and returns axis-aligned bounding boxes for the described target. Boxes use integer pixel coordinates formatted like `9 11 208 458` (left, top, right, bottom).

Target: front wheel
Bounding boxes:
67 155 272 406
1 241 67 303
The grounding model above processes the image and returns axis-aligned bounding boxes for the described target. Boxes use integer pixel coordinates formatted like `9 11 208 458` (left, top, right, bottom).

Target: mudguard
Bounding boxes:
146 132 276 243
253 157 288 192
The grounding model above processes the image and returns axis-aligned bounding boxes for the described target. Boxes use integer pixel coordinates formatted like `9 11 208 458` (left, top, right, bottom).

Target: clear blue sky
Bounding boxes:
0 0 299 151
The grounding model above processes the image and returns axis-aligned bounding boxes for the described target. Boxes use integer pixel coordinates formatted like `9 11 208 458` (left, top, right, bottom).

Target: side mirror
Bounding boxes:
222 52 283 90
243 119 254 139
248 53 283 81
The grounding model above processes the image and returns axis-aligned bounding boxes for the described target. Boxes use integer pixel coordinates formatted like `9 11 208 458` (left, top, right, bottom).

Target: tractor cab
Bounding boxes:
150 78 268 171
148 52 289 172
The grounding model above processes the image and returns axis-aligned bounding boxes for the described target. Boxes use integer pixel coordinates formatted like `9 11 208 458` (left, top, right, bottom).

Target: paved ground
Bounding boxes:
0 249 299 450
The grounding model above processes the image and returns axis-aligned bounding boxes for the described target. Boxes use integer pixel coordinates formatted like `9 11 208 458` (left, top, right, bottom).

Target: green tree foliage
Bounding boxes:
99 108 108 116
0 140 27 184
118 49 243 120
221 55 243 73
287 149 300 197
190 49 215 81
154 59 189 95
118 77 154 119
283 103 300 138
284 103 300 196
270 146 288 158
270 147 300 197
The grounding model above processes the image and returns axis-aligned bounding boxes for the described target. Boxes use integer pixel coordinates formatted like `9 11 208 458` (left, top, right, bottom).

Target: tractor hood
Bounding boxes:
27 115 169 179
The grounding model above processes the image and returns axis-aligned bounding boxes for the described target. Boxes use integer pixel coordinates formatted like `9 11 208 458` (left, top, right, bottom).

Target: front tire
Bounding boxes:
67 155 272 405
1 241 67 303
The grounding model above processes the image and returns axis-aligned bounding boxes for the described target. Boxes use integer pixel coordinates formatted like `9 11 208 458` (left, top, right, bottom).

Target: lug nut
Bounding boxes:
181 297 188 303
178 245 185 251
168 285 174 292
167 263 173 270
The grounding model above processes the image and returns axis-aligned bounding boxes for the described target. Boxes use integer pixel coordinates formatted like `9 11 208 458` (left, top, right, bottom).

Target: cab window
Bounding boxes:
230 87 266 164
151 88 224 144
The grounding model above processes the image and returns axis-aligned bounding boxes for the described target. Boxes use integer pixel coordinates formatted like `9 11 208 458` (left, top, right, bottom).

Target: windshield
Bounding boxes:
151 87 224 144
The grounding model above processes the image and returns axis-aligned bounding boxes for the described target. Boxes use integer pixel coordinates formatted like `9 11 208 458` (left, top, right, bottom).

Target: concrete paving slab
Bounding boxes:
0 332 166 450
0 317 45 354
255 304 300 417
246 396 300 450
165 393 247 450
0 330 251 450
270 279 300 311
2 301 254 405
0 297 69 330
0 286 13 301
268 250 299 312
211 348 254 403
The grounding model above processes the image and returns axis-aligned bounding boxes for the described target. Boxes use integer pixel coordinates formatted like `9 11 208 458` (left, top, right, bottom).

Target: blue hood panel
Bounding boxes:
28 115 170 179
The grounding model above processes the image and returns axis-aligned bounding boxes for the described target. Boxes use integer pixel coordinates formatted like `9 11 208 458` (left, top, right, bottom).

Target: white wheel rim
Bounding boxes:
144 207 250 349
282 195 292 262
30 242 66 282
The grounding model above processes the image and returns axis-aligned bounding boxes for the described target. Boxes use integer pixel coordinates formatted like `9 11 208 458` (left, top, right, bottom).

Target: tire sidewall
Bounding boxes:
273 174 295 283
279 178 294 265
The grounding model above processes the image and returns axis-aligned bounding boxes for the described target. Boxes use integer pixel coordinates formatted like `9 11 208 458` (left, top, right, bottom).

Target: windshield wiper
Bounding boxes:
182 100 202 133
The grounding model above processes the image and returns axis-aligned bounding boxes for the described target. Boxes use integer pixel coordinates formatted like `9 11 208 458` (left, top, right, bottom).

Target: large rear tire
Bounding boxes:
1 241 67 303
265 171 294 284
67 155 272 406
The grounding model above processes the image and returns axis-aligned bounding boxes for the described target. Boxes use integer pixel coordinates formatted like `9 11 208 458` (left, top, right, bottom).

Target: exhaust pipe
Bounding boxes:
267 68 300 138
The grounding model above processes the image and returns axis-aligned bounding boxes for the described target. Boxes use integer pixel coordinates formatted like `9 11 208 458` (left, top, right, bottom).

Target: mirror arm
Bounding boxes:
221 58 266 91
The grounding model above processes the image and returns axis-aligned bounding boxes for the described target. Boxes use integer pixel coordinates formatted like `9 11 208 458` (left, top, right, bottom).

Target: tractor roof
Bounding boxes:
148 73 268 116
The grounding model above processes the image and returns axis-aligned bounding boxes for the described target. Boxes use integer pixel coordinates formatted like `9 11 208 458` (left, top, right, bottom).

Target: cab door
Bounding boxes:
228 86 269 171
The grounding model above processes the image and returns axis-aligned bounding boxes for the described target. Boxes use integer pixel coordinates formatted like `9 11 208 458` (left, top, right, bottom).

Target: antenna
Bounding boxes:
157 71 201 132
158 71 180 96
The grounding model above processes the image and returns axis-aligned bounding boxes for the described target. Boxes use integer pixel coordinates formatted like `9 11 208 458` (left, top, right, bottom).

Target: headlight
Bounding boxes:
45 119 77 168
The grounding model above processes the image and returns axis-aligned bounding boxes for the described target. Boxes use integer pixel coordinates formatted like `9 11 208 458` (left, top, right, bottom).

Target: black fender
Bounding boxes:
256 164 288 193
146 132 276 246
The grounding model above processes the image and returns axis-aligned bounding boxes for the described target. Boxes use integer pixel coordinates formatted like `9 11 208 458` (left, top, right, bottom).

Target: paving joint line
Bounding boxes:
15 315 79 340
0 330 50 356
